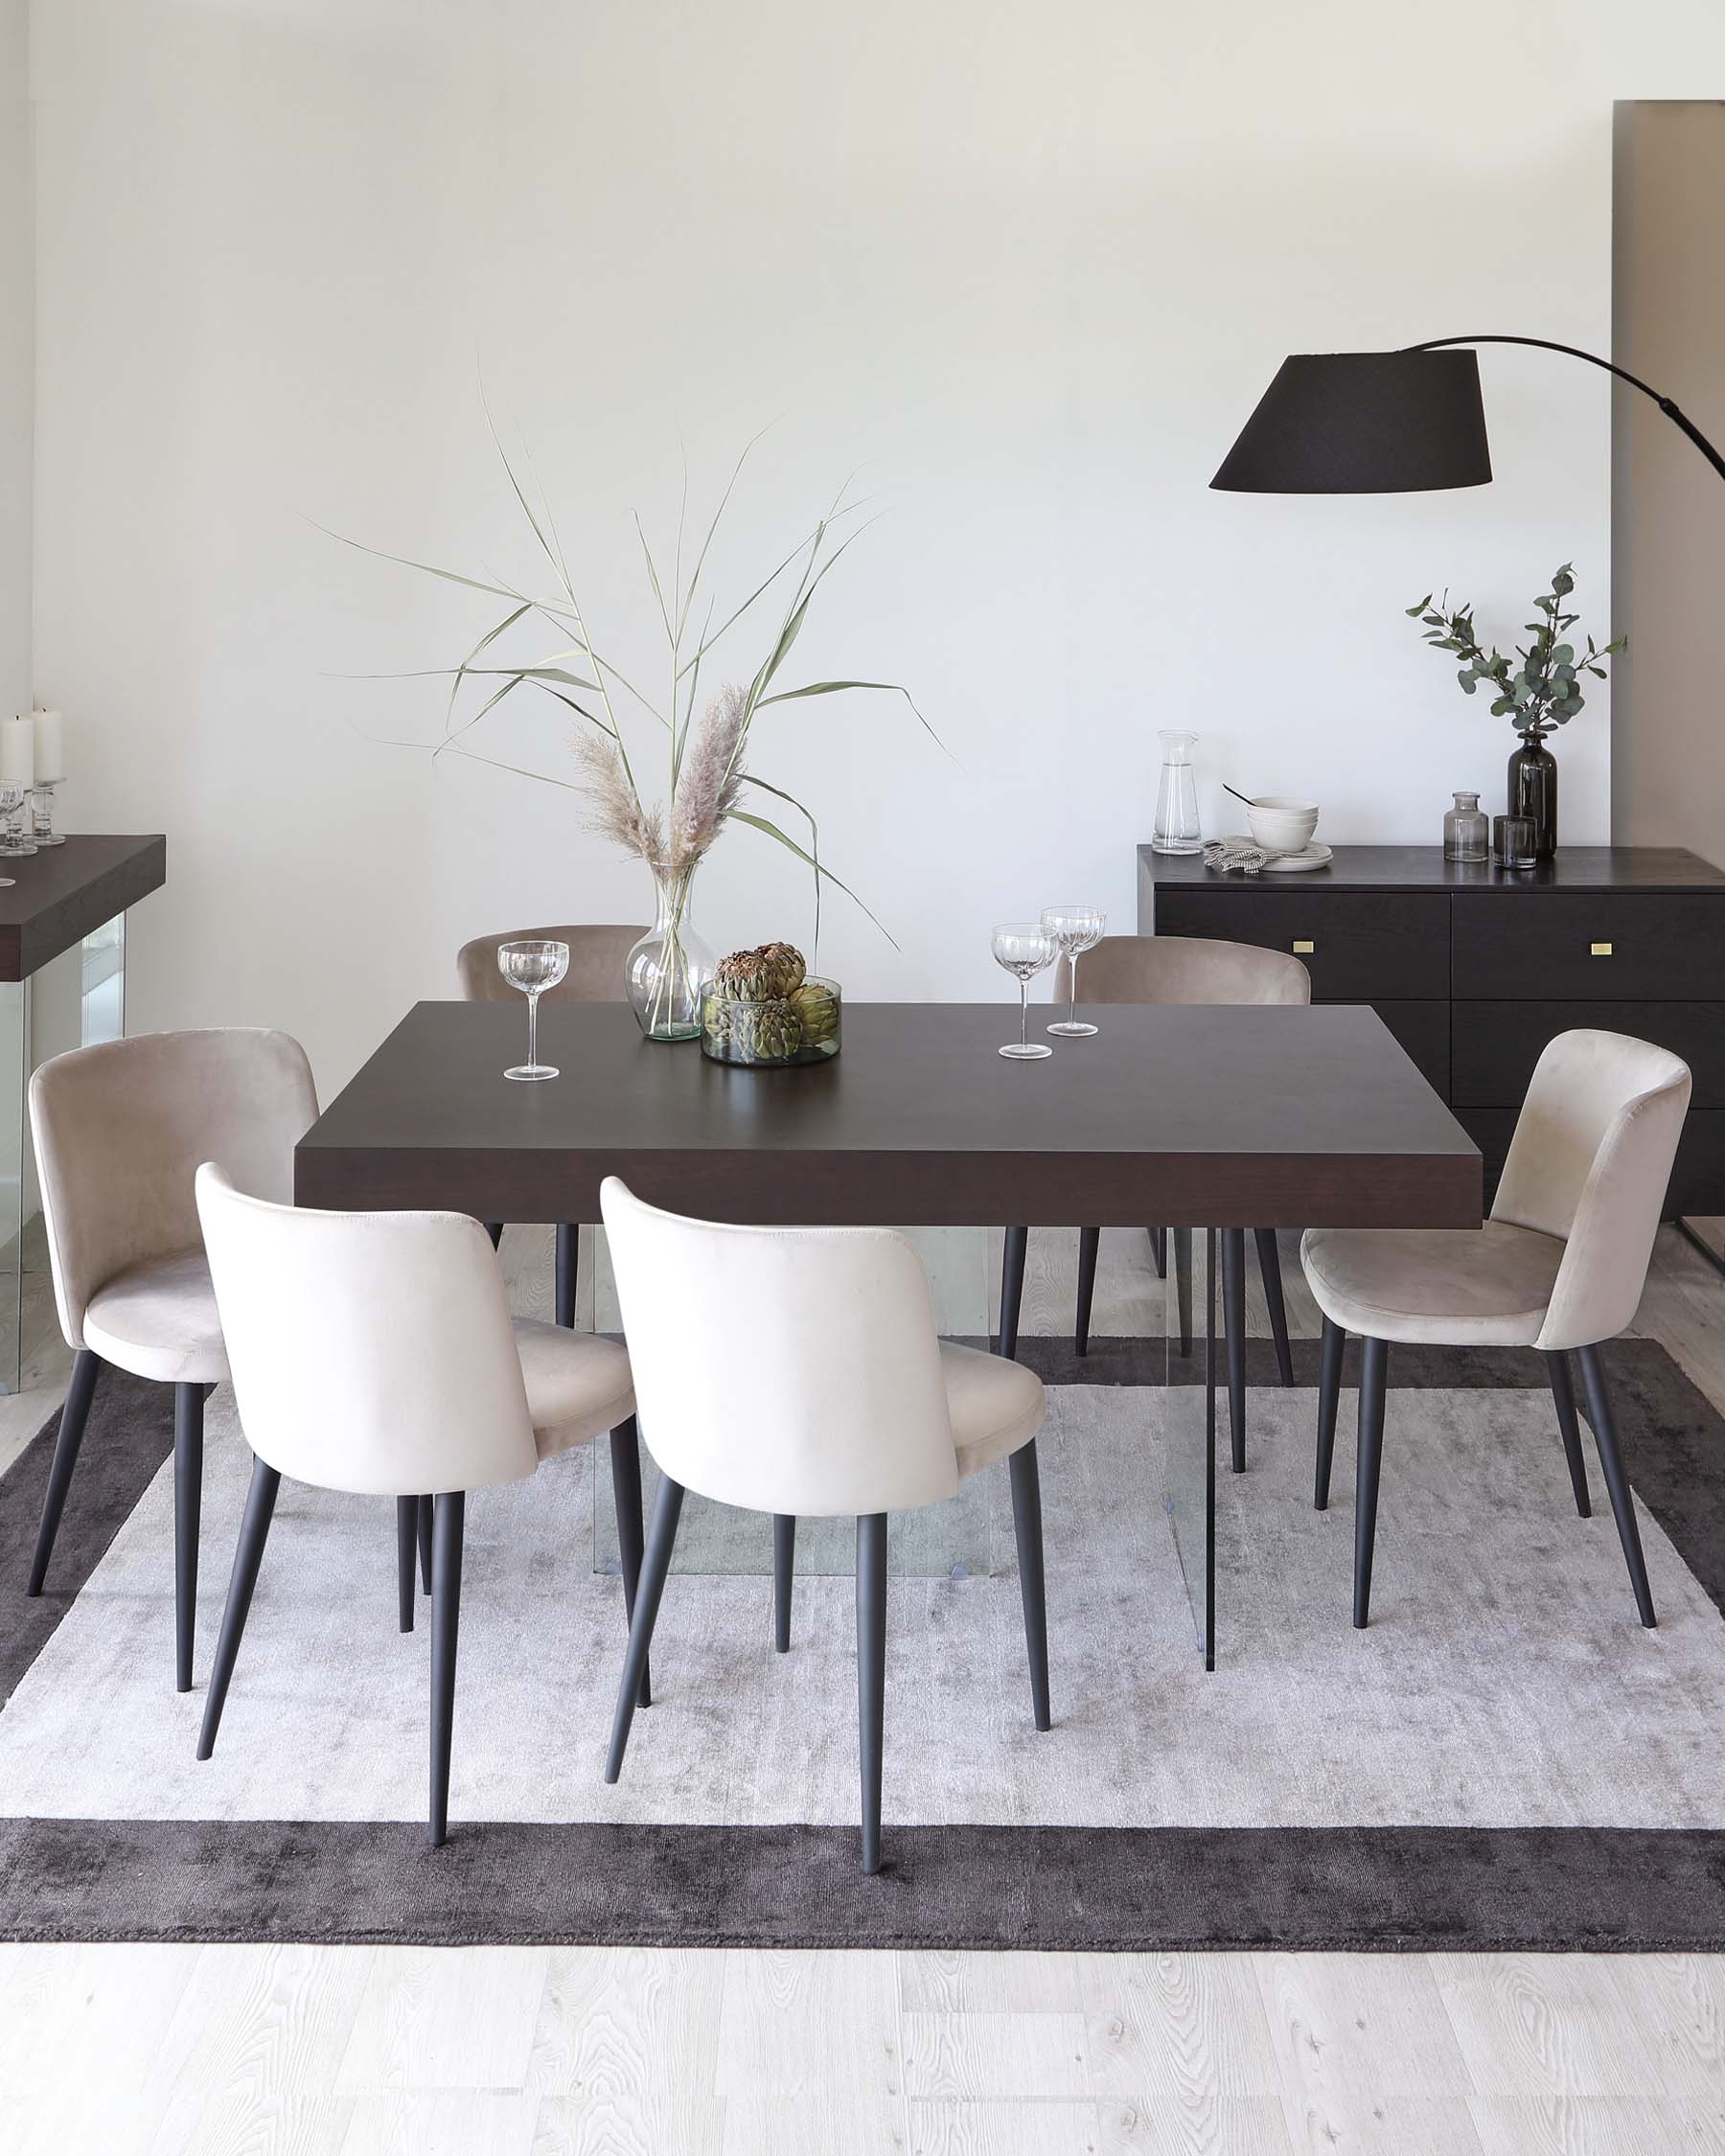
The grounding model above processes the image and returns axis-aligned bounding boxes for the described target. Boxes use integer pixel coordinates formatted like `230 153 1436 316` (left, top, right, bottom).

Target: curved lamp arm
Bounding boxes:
1411 334 1725 487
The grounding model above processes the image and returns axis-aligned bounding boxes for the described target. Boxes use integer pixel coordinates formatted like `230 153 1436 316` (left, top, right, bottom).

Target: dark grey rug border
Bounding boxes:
5 1336 1725 1950
5 1819 1725 1953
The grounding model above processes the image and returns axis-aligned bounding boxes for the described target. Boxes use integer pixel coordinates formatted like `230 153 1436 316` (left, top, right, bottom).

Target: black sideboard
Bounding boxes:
1139 844 1725 1216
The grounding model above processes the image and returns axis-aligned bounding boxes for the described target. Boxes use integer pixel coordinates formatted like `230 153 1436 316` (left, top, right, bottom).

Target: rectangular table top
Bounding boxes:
0 834 167 980
297 999 1481 1229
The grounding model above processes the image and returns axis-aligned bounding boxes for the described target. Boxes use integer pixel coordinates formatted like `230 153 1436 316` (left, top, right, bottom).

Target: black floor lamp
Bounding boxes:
1209 337 1725 493
1211 334 1725 1277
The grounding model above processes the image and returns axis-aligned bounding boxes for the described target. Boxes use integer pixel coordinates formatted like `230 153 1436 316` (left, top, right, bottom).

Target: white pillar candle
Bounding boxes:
0 716 34 788
31 710 62 785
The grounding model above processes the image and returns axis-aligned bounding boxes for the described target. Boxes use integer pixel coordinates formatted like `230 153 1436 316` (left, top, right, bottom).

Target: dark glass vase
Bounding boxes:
1507 730 1558 860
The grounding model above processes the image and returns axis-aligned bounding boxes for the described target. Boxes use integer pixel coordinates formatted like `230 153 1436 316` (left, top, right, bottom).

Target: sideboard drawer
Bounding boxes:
1361 1000 1449 1096
1452 893 1725 1000
1155 890 1450 1000
1453 1001 1725 1109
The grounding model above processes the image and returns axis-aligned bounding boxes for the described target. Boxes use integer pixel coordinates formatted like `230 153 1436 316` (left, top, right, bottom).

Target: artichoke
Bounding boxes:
713 948 775 1001
790 978 839 1045
755 940 807 999
739 997 804 1061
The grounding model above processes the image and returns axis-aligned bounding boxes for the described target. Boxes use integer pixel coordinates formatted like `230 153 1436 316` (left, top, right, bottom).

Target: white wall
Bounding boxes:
28 0 1725 1097
0 0 28 715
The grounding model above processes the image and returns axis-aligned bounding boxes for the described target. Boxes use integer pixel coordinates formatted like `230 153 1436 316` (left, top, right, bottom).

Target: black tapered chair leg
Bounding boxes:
1008 1440 1052 1732
1314 1315 1345 1511
1221 1228 1247 1474
417 1493 433 1594
395 1498 417 1633
1352 1336 1389 1628
1576 1343 1657 1628
556 1223 578 1329
483 1221 503 1250
856 1510 887 1875
1172 1227 1193 1358
1000 1226 1028 1361
26 1348 102 1595
1074 1227 1100 1357
608 1417 651 1706
174 1382 205 1692
773 1514 796 1653
196 1458 281 1760
1148 1226 1166 1280
1542 1350 1592 1519
1254 1229 1296 1388
428 1491 466 1848
606 1475 684 1782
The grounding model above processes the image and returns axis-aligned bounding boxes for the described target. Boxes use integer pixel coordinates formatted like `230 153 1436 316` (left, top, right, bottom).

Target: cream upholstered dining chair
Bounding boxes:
598 1178 1050 1876
455 923 646 1326
27 1028 319 1692
192 1164 643 1847
1003 933 1311 1472
1302 1029 1690 1631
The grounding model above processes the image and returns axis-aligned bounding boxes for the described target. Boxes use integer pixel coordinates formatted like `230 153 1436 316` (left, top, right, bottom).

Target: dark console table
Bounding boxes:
1139 844 1725 1217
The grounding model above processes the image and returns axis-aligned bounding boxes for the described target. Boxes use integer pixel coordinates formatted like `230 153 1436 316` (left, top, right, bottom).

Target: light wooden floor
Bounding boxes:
7 1224 1725 2154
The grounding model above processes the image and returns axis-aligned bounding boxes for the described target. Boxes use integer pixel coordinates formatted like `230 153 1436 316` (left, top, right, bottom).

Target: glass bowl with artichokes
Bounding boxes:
701 942 841 1067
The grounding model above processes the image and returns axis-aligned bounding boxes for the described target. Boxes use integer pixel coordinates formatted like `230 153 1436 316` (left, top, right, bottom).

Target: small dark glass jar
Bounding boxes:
1507 729 1558 860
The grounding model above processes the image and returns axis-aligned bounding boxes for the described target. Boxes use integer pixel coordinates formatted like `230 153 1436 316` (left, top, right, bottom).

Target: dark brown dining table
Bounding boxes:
297 998 1481 1663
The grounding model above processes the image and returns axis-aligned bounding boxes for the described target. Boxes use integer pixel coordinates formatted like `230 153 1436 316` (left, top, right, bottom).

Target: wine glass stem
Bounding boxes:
527 990 540 1070
1019 981 1029 1050
1069 953 1079 1028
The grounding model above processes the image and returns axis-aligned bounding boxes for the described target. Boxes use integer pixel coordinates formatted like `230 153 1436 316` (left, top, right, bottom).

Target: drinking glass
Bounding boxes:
497 938 569 1081
991 923 1057 1060
1042 905 1106 1037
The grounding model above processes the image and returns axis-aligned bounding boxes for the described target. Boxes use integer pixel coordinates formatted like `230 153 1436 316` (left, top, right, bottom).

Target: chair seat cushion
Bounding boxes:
1300 1219 1565 1347
82 1248 229 1385
513 1319 635 1457
941 1340 1045 1479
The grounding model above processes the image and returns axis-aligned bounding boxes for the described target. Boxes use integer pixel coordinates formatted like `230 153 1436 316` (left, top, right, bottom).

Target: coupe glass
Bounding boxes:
497 938 569 1081
991 923 1057 1060
1042 905 1106 1037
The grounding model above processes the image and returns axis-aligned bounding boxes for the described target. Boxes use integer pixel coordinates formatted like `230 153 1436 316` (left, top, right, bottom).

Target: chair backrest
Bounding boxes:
455 924 647 1003
600 1177 960 1516
1054 934 1310 1007
30 1027 319 1351
196 1165 540 1495
1491 1029 1691 1351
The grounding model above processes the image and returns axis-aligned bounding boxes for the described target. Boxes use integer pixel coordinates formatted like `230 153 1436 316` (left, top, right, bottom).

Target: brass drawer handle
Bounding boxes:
1292 939 1315 954
1591 940 1613 956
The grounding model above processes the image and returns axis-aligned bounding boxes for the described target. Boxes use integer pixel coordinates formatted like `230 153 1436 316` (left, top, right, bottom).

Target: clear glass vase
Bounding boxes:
627 861 714 1043
1152 729 1203 855
1443 790 1488 862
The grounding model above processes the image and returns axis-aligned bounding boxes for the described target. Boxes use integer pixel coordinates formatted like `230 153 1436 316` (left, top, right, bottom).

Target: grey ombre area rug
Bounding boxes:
5 1339 1725 1950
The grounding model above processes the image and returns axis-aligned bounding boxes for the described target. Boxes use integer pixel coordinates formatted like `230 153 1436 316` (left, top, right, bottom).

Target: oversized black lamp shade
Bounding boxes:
1211 350 1492 493
1211 335 1725 494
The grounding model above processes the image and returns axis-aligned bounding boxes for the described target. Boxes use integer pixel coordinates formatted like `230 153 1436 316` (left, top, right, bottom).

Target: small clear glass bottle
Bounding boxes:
1443 790 1488 863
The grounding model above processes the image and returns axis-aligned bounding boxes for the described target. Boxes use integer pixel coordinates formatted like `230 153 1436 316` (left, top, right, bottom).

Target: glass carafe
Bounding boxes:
1443 790 1488 862
1152 729 1203 855
627 860 715 1043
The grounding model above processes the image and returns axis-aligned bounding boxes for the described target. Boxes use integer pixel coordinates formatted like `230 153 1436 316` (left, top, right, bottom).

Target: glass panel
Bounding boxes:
592 1224 994 1578
80 910 126 1044
0 978 27 1393
1162 1225 1216 1667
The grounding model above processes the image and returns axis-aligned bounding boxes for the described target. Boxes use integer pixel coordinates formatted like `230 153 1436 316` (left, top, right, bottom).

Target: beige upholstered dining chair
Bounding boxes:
455 922 646 1325
1003 933 1311 1473
193 1164 642 1847
1302 1028 1690 1630
26 1028 319 1692
599 1177 1050 1876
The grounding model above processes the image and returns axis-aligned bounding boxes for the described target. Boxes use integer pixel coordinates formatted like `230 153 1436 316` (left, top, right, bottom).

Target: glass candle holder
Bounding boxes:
1493 814 1538 871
